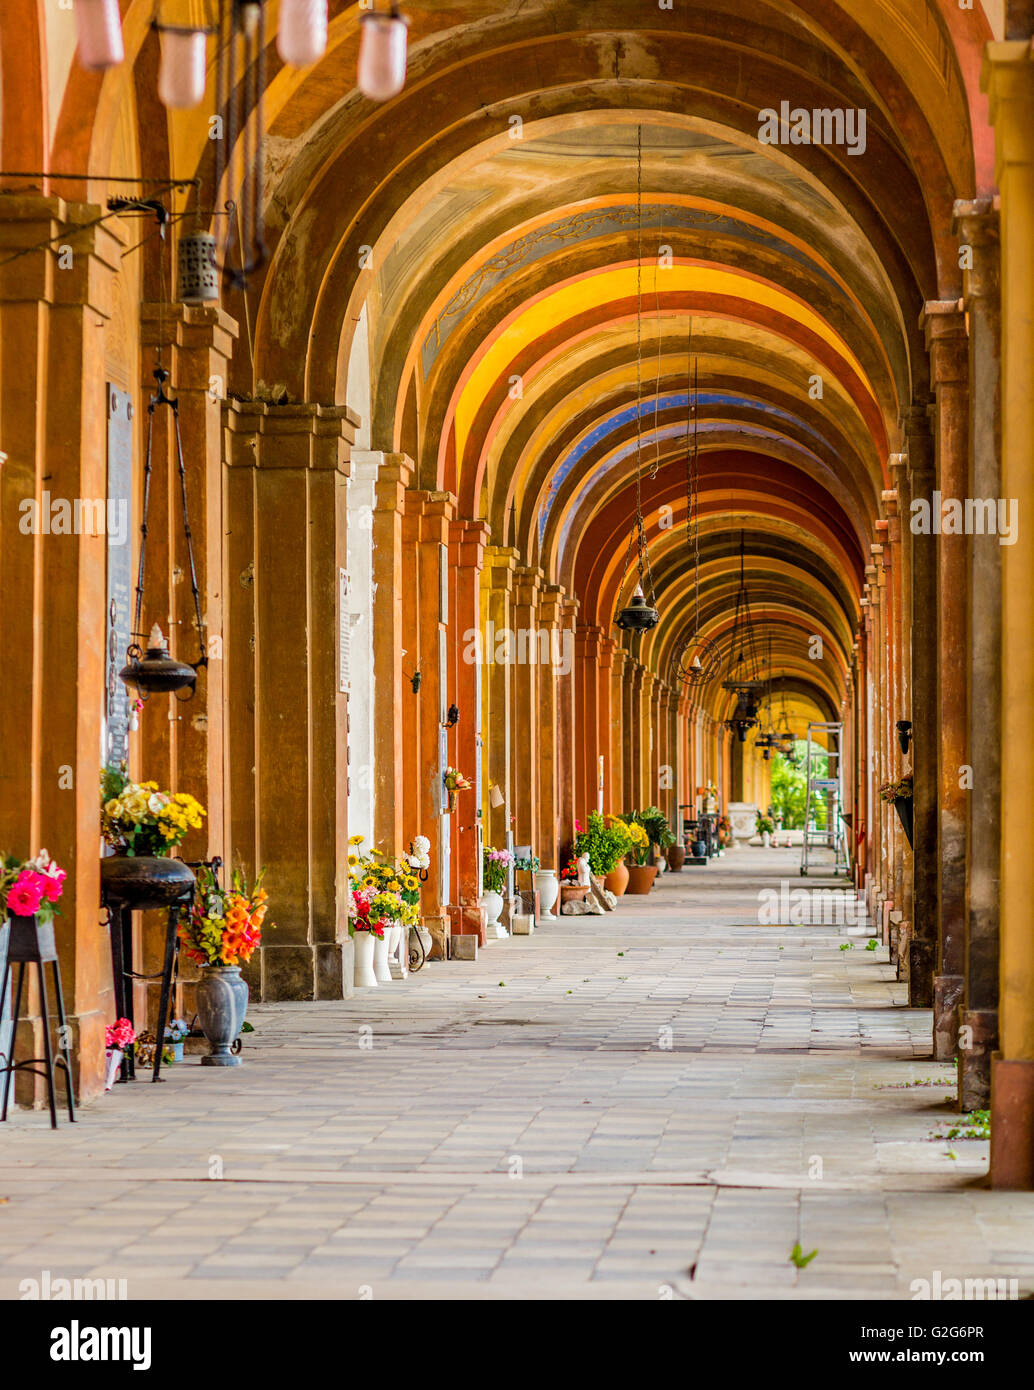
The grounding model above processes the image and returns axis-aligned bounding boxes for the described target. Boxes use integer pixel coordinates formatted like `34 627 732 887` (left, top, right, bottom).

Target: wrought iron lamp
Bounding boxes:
119 363 208 699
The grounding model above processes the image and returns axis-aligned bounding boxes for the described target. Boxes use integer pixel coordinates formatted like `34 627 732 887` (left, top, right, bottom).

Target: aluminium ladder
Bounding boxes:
800 721 850 877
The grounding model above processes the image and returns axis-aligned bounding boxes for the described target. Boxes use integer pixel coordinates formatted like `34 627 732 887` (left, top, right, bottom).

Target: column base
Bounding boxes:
253 942 354 1000
990 1057 1034 1190
894 918 911 983
958 1008 997 1111
908 938 937 1008
932 973 964 1061
424 912 449 961
448 904 486 947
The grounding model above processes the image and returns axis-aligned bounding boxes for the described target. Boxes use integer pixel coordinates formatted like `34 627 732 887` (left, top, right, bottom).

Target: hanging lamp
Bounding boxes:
358 4 410 100
616 125 660 637
119 363 208 699
676 341 721 685
721 531 765 741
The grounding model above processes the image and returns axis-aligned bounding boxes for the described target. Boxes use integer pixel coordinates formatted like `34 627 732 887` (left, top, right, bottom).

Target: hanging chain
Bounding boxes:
620 124 656 607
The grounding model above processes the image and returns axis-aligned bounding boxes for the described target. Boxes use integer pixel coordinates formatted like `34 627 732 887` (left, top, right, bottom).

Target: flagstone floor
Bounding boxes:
2 847 1032 1301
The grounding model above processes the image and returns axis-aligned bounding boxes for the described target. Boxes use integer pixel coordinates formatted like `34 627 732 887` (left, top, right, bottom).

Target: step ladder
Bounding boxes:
800 721 851 878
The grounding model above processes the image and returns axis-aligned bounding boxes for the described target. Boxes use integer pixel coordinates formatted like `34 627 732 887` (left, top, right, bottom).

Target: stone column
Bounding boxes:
954 200 1002 1111
222 401 355 1001
369 456 412 858
889 454 914 961
598 637 616 815
511 565 543 853
629 662 646 805
556 596 579 849
924 299 970 1060
575 625 604 822
0 197 123 1100
984 40 1034 1187
449 517 490 939
903 401 939 1008
610 643 628 815
482 547 517 848
535 584 564 868
406 492 455 936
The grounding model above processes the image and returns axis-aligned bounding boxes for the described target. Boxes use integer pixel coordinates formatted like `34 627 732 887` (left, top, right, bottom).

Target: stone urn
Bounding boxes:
533 869 559 921
626 864 658 895
604 860 629 897
665 844 686 872
353 929 377 986
373 929 393 983
197 965 249 1067
481 889 506 939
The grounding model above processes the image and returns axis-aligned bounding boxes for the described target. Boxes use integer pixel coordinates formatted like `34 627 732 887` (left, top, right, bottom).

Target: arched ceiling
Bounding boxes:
6 0 999 736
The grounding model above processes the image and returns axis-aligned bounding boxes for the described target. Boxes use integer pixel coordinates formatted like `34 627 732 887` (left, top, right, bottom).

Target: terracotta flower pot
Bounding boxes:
665 845 686 872
604 861 629 897
560 884 588 903
626 864 658 894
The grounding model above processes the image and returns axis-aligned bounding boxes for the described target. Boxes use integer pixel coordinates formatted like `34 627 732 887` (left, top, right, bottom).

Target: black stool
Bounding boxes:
0 915 76 1128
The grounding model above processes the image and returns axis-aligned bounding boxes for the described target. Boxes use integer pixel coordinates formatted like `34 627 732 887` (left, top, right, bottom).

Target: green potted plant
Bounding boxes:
879 774 913 848
622 815 656 894
574 813 632 896
756 812 776 848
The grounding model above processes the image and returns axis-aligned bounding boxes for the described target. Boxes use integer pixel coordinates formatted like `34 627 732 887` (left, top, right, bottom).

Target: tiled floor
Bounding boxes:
2 848 1031 1300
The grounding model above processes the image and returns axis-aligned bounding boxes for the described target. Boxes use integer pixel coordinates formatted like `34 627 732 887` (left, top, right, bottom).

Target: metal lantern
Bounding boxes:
119 364 208 702
616 586 660 634
120 624 197 697
178 230 219 304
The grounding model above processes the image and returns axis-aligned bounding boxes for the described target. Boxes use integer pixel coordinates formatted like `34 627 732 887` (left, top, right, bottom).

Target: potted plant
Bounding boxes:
716 815 731 851
481 846 513 938
104 1018 135 1091
575 813 633 896
100 762 203 909
622 816 656 894
177 863 269 1065
756 813 776 848
349 888 385 986
442 766 472 813
164 1018 190 1063
559 858 589 903
879 774 913 848
348 837 419 978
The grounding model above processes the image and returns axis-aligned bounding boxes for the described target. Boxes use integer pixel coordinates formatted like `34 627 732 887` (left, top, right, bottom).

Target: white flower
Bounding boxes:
148 793 167 815
412 835 430 853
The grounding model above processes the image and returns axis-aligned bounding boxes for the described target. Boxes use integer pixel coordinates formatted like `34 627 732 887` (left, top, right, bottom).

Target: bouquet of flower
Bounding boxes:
348 837 421 926
101 762 205 857
757 813 776 835
878 775 913 804
405 836 431 872
443 766 471 811
619 816 652 866
482 846 513 894
105 1018 135 1051
349 886 386 939
0 849 66 922
559 857 582 884
177 863 270 967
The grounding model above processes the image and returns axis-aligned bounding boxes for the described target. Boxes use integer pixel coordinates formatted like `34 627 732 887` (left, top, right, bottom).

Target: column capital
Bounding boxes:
922 299 969 387
513 564 544 608
0 195 124 308
982 42 1034 169
222 399 354 471
560 596 580 629
449 516 491 570
539 583 566 627
576 624 605 659
140 301 239 368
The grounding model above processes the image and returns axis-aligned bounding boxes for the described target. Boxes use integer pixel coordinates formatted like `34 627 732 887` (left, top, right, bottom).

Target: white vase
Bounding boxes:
534 869 559 921
104 1047 123 1091
481 889 507 939
353 930 377 987
373 930 393 982
762 831 771 849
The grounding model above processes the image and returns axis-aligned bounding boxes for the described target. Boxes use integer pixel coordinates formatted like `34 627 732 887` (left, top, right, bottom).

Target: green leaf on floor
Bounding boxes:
866 938 878 951
840 941 853 950
789 1244 818 1268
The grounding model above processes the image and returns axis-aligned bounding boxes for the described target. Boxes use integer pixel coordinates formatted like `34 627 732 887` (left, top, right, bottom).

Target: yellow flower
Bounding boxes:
347 854 359 867
104 799 124 818
348 834 364 845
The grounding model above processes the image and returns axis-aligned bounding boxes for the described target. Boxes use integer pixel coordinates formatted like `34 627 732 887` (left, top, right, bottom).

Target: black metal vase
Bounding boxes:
893 796 914 849
100 854 196 912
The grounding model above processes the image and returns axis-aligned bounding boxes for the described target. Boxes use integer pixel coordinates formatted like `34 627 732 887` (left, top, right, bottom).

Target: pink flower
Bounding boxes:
105 1018 135 1049
41 866 66 902
7 872 44 916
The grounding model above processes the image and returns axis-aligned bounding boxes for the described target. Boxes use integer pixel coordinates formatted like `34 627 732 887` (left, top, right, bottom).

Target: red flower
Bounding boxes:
7 873 44 916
